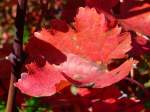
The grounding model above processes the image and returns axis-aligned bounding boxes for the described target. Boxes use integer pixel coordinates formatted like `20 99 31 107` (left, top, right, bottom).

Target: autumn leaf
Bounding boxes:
56 53 137 88
85 0 119 12
16 7 136 97
35 7 132 63
15 62 68 97
119 0 150 36
130 35 150 57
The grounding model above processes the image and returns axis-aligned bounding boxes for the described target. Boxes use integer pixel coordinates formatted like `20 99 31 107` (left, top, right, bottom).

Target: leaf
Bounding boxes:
92 98 145 112
16 7 136 97
130 35 150 57
85 0 119 12
74 7 108 32
55 53 137 88
34 7 132 63
99 31 131 63
76 86 121 98
119 0 150 36
15 62 68 97
92 59 137 88
55 53 107 82
26 37 67 65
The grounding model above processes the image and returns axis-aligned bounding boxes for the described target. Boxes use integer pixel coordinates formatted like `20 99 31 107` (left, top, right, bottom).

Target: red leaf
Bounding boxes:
77 86 121 99
17 7 136 97
92 97 144 112
130 35 150 57
15 62 68 97
99 31 131 63
34 7 132 63
75 7 108 32
26 37 67 65
85 0 119 12
56 53 137 88
92 59 137 88
55 53 107 82
119 0 150 36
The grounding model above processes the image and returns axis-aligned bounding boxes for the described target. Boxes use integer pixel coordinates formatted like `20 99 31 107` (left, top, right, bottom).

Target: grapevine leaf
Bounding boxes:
16 7 136 97
34 7 132 63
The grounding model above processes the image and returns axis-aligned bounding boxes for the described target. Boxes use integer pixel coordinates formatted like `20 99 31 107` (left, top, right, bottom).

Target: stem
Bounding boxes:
5 74 17 112
6 0 27 112
125 77 149 97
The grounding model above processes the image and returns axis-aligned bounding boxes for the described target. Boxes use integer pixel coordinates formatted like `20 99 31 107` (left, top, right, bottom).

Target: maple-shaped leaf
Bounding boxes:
15 62 68 97
119 0 150 36
16 7 136 97
34 7 132 63
55 53 137 88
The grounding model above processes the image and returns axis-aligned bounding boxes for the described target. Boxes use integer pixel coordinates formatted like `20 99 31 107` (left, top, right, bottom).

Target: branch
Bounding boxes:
6 0 27 112
125 77 149 97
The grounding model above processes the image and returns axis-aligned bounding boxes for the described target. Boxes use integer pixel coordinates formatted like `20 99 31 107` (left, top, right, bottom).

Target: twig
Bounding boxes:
125 77 149 97
6 0 27 112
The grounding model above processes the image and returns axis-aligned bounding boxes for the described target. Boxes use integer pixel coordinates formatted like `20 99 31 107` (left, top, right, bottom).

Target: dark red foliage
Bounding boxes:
119 0 150 36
